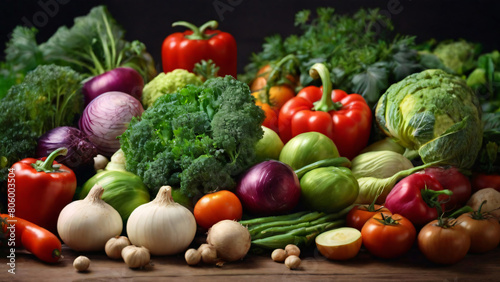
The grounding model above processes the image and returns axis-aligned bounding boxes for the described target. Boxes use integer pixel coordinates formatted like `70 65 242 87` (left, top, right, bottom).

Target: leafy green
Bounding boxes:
466 51 500 113
242 8 436 107
1 5 156 84
473 112 500 173
375 69 483 169
120 76 265 198
0 64 84 182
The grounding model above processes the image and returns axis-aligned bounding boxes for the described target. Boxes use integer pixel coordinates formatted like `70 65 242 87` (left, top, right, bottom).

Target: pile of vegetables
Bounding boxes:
1 3 500 275
241 7 444 108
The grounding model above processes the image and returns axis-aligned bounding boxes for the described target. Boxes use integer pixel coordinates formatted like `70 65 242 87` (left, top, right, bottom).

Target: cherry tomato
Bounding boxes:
193 190 243 230
361 212 416 259
457 211 500 253
255 101 279 133
346 204 390 231
418 219 470 265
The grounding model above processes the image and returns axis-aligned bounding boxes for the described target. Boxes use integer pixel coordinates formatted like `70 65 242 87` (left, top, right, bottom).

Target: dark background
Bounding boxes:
1 0 499 74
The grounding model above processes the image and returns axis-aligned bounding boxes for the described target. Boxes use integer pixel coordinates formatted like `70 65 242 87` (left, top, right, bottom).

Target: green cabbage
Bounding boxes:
375 69 482 169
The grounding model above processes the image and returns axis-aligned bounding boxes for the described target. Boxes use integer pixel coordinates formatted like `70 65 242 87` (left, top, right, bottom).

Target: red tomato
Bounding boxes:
346 204 391 231
471 173 500 192
457 212 500 253
193 190 243 230
418 219 470 265
361 212 416 259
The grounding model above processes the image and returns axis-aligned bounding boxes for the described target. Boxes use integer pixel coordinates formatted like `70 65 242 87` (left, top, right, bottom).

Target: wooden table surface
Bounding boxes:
4 242 500 282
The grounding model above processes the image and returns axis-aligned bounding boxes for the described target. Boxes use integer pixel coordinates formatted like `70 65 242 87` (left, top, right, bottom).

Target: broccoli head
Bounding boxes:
120 76 265 198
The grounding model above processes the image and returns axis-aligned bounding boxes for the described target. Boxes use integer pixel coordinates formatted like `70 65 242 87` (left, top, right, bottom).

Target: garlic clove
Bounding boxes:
105 236 131 259
73 256 90 272
122 245 151 269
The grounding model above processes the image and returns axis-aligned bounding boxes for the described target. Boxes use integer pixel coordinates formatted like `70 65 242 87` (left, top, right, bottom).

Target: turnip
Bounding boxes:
206 220 251 262
467 188 500 221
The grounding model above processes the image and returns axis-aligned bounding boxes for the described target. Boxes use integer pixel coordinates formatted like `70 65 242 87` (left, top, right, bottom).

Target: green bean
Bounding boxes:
239 211 308 226
251 219 345 250
247 211 325 237
294 157 351 179
252 234 309 250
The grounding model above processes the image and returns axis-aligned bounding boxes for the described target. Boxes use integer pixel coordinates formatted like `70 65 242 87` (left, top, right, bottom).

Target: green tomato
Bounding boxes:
279 132 339 170
80 170 150 225
255 126 284 162
300 166 359 213
171 187 194 210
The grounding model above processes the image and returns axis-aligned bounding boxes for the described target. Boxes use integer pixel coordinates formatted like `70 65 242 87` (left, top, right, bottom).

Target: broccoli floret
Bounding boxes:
120 76 265 198
142 69 203 109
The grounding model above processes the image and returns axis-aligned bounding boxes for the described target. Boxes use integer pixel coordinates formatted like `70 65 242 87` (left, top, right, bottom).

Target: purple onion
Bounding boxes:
236 160 301 216
36 126 97 169
82 67 144 106
79 91 144 157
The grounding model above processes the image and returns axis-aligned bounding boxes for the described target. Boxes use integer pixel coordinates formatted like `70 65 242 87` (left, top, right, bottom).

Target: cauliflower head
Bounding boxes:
141 69 202 108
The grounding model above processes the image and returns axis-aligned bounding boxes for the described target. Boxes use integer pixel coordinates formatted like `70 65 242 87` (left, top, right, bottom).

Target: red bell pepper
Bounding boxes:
384 173 453 227
162 20 237 77
12 147 76 233
278 63 372 159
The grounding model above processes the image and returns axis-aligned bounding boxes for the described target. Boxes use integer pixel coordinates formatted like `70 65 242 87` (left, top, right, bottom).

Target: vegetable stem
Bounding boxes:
294 157 351 179
310 63 341 112
173 20 219 40
31 147 68 173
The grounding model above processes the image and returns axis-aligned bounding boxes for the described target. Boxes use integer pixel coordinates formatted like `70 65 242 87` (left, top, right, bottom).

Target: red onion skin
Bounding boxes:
236 160 301 216
82 67 144 106
79 91 144 157
36 126 97 169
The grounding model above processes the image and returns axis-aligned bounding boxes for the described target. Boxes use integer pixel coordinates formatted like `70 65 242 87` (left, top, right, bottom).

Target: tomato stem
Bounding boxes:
31 147 68 173
469 200 493 220
266 54 300 85
173 20 218 40
374 213 400 226
448 205 474 219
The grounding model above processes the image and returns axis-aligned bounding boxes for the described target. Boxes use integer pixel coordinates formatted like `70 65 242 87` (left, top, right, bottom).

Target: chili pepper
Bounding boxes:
278 63 372 160
162 20 237 77
1 214 62 264
12 147 76 233
384 173 453 227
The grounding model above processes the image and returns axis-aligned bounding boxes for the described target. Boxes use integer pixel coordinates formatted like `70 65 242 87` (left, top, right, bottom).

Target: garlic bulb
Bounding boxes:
126 186 197 256
57 184 123 252
122 245 150 268
105 236 131 259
